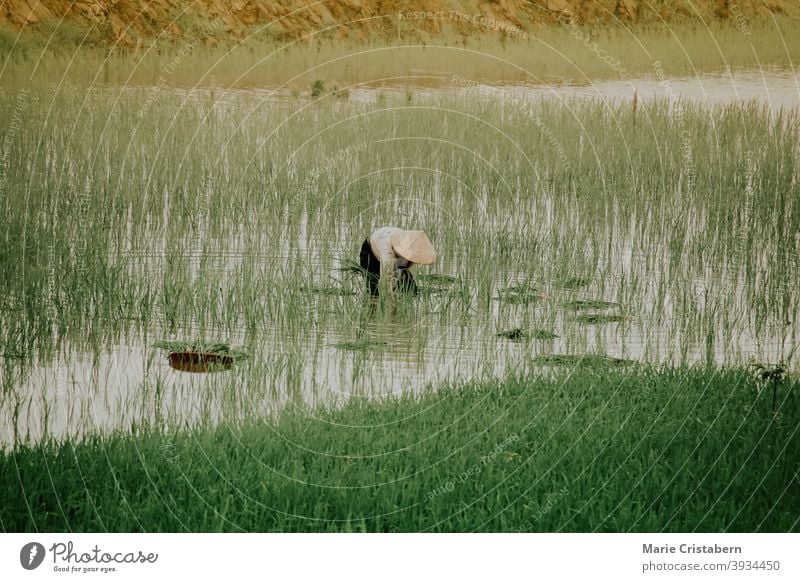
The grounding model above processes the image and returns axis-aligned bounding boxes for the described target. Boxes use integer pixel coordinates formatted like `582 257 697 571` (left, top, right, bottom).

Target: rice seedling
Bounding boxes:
556 277 591 290
495 284 546 305
529 329 559 340
416 274 460 286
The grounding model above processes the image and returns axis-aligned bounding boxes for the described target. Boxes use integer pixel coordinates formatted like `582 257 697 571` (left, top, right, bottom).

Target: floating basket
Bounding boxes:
168 351 234 373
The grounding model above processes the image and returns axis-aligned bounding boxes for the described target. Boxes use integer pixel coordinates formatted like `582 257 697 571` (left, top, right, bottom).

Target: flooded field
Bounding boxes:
2 74 798 446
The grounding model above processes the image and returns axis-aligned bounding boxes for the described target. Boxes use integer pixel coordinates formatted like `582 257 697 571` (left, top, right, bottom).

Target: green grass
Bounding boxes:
1 366 797 532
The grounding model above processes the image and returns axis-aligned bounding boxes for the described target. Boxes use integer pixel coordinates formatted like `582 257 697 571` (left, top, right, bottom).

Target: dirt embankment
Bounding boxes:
1 0 797 46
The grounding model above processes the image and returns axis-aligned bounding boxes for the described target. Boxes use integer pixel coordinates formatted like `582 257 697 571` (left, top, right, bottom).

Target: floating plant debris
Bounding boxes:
417 274 460 286
495 284 544 304
533 354 633 366
557 277 591 289
573 314 626 324
332 339 387 351
497 328 559 341
562 300 620 310
529 329 559 340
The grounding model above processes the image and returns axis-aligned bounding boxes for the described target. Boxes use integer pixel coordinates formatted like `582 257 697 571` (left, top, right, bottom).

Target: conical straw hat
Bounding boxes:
390 230 436 265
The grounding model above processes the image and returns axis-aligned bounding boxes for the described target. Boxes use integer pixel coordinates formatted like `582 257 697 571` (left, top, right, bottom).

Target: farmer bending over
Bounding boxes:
359 227 436 296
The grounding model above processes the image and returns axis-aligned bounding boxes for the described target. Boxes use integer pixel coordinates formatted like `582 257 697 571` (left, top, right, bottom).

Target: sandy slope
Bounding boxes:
1 0 797 46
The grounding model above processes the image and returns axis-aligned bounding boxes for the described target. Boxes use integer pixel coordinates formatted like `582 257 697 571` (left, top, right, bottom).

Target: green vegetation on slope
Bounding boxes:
1 16 799 88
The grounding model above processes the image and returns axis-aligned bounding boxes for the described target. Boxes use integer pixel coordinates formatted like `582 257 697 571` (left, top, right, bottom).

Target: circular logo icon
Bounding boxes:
20 542 45 570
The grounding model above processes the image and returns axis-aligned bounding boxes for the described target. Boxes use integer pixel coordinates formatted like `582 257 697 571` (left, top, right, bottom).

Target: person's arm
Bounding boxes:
370 228 399 294
378 253 397 296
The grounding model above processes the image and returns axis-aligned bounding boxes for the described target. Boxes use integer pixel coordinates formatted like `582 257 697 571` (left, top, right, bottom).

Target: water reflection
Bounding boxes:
168 69 800 110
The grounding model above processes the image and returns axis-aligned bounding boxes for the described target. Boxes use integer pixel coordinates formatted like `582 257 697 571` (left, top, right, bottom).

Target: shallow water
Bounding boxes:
453 69 800 110
7 252 795 447
171 68 800 110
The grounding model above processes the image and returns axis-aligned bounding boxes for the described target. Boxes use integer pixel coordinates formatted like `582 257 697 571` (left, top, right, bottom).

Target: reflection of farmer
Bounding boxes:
359 227 436 296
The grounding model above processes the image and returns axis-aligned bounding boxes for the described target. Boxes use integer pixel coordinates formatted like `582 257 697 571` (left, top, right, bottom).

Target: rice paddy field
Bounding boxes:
1 26 799 531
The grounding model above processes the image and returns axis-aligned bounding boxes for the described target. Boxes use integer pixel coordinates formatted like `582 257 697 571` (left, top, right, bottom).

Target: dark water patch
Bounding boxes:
497 327 526 341
573 314 626 325
497 328 558 341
